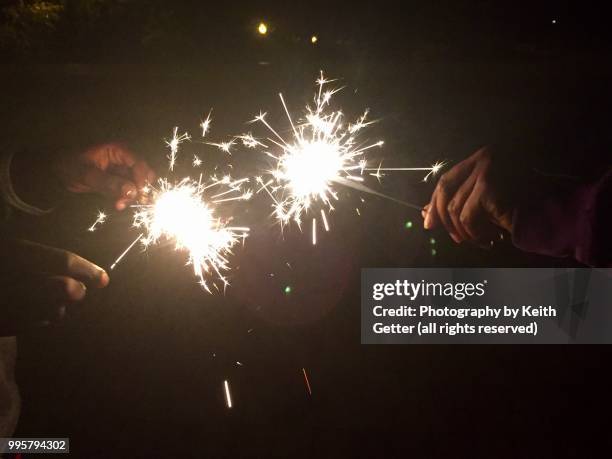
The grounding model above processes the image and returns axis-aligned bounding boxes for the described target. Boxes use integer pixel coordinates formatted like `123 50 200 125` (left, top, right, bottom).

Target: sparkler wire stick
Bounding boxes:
110 233 143 270
333 177 423 211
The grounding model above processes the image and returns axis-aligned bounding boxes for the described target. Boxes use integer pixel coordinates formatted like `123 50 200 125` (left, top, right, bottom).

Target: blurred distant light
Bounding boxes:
258 22 268 35
284 285 292 294
311 35 318 44
404 220 413 229
551 19 557 24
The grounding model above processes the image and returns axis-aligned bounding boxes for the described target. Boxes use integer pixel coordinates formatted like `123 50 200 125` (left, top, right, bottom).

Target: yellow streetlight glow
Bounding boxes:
258 22 268 35
311 35 318 44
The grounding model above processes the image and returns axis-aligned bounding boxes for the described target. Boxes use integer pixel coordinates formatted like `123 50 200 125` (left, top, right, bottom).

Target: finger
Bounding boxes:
16 276 84 325
105 145 156 190
79 168 137 210
424 158 476 236
10 241 109 288
131 159 156 190
424 191 439 229
434 173 462 243
446 173 477 242
421 204 429 221
45 276 88 303
62 252 110 288
459 178 498 244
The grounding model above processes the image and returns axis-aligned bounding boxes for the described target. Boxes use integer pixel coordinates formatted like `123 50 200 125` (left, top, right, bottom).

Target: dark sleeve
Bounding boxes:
512 169 612 267
0 151 54 222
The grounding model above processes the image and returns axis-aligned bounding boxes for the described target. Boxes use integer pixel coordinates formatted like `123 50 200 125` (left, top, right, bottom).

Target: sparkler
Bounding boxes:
123 175 251 292
103 122 251 291
253 72 443 243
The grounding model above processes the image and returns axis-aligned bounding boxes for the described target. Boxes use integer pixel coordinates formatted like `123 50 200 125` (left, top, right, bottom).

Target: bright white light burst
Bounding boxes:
131 176 250 292
254 72 442 242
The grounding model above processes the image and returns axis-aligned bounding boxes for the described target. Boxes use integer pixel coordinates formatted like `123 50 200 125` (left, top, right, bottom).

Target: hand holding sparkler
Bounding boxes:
0 239 109 335
423 147 512 245
12 143 155 211
52 143 156 210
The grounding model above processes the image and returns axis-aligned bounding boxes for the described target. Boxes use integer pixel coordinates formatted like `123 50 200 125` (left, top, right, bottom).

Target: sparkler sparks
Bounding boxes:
253 72 442 243
104 122 251 291
124 176 251 292
166 127 191 171
200 110 213 138
88 211 107 232
206 139 235 154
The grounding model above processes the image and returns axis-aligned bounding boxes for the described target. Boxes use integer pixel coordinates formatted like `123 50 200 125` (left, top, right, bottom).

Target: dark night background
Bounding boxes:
1 1 611 457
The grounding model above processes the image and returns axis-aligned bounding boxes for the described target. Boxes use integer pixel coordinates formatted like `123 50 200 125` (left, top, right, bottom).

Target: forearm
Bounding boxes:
512 170 612 267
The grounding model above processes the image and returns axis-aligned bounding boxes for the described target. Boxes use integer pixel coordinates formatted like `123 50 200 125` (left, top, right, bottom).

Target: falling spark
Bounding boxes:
166 127 191 171
88 211 107 232
118 176 251 291
320 209 330 231
253 72 435 244
200 110 213 138
224 380 233 408
302 368 312 396
193 154 202 167
312 218 317 245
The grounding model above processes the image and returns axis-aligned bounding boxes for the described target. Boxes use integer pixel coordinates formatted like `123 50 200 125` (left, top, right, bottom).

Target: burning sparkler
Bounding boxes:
103 121 251 291
253 72 444 243
122 175 251 292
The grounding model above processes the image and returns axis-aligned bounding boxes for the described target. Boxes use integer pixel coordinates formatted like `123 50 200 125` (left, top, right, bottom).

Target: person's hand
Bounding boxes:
54 143 156 210
422 147 513 245
0 239 109 335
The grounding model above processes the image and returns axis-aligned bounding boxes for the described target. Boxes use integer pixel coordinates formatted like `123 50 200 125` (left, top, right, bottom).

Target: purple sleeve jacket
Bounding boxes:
512 169 612 267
